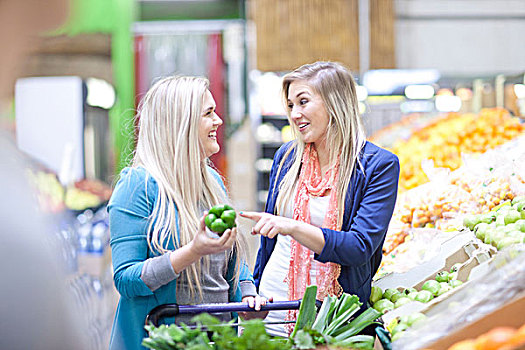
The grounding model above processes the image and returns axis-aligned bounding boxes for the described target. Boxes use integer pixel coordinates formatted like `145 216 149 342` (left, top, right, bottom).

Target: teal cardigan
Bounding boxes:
108 167 253 350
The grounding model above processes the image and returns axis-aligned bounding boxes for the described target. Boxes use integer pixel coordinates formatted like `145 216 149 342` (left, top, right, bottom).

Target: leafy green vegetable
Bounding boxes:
143 322 211 350
323 297 360 336
311 295 334 333
292 329 316 349
333 335 375 349
143 313 291 350
332 308 382 341
291 288 380 349
290 285 318 339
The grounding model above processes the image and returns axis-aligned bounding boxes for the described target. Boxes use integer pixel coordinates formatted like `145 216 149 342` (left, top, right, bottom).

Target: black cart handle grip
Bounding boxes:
146 300 302 327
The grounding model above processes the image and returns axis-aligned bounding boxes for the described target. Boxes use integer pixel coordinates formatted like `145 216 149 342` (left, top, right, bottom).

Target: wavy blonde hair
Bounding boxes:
133 76 246 299
275 62 366 227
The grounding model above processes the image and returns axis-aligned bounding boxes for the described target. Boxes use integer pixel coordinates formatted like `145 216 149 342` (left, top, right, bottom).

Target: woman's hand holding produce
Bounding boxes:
205 204 237 235
189 214 237 257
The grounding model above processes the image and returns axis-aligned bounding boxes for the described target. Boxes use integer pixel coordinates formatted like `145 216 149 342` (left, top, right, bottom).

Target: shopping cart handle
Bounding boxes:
146 300 312 327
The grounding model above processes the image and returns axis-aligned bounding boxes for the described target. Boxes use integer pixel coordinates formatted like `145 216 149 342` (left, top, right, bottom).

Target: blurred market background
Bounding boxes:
1 0 524 349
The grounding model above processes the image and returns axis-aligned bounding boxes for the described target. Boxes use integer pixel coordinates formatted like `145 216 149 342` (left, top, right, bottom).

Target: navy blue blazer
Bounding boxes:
253 141 400 310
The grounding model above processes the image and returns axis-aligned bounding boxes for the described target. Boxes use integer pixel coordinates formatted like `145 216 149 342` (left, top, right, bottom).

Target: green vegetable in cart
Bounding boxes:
295 287 381 349
448 279 463 288
435 271 450 283
383 288 400 301
421 280 441 296
414 290 434 303
504 210 521 225
369 286 383 304
205 204 236 235
373 299 394 313
290 285 318 339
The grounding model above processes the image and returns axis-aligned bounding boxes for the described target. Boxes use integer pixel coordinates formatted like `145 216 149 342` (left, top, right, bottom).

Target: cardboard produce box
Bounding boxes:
375 232 482 291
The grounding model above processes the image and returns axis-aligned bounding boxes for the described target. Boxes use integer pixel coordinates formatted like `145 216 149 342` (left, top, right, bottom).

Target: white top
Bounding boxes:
259 195 330 337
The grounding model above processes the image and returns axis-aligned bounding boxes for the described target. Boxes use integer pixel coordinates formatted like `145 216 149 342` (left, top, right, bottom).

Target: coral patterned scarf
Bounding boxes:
285 144 343 332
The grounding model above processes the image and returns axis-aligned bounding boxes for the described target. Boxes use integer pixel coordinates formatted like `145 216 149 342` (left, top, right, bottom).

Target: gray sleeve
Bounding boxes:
239 280 257 298
141 252 180 292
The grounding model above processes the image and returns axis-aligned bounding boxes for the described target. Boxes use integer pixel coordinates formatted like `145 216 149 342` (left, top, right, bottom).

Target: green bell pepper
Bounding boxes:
205 204 236 235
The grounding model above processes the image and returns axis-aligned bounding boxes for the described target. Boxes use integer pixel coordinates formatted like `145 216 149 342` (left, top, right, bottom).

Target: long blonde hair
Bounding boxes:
275 62 366 227
133 76 245 299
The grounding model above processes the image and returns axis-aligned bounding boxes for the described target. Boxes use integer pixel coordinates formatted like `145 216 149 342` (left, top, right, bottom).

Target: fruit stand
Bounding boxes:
369 108 525 349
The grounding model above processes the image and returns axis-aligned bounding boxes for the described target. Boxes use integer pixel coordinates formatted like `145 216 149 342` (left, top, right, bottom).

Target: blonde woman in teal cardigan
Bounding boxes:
108 76 265 350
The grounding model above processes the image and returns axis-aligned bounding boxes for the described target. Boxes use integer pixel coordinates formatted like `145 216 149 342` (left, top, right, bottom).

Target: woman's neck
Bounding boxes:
313 141 330 173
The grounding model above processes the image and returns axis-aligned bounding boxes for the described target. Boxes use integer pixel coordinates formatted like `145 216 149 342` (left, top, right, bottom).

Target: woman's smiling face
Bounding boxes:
287 80 330 147
199 89 223 158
